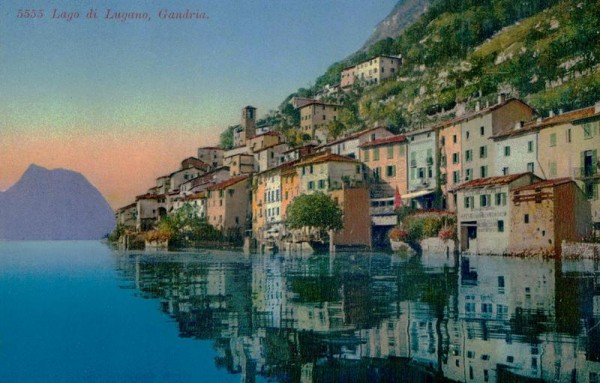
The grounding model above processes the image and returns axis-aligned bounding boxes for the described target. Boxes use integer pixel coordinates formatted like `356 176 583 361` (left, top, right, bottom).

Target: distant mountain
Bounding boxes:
0 165 115 240
360 0 429 52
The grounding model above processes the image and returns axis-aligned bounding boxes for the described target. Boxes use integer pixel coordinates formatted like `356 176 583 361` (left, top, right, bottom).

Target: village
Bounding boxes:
115 54 600 257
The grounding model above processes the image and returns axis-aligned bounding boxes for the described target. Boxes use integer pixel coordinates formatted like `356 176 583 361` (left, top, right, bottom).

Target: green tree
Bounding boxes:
327 120 346 140
286 192 343 243
219 125 236 150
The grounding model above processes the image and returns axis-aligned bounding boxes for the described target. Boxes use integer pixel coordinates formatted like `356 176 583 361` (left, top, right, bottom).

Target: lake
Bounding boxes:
0 241 599 382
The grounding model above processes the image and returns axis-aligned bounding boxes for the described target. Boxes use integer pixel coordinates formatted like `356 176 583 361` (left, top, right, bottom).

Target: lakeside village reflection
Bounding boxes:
113 251 600 383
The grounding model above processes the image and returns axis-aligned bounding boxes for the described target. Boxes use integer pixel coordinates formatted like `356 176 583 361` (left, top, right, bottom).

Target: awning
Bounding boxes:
402 190 435 199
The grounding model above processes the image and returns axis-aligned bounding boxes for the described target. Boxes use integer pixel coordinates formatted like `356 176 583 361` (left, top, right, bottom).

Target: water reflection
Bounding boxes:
113 251 600 383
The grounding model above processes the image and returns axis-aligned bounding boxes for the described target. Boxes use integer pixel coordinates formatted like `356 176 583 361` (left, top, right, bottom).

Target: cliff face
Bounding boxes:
360 0 429 51
0 164 115 240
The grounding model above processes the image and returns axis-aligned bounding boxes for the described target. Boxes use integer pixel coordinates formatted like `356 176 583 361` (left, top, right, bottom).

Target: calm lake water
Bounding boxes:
1 242 599 382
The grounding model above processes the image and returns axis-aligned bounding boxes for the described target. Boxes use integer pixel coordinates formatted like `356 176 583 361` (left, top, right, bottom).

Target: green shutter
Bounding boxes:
581 151 586 177
593 150 598 176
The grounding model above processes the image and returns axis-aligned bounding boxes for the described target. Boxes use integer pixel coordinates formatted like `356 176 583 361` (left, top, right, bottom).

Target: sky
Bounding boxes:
0 0 398 209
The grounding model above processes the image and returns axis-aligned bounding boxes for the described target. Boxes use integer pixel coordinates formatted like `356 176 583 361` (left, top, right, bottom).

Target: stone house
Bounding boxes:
247 131 284 153
135 193 167 231
178 166 230 196
509 178 591 255
116 202 137 229
197 147 224 169
352 55 402 86
254 143 288 173
454 173 540 254
340 65 355 90
233 105 257 147
299 101 340 142
206 175 250 232
225 153 255 177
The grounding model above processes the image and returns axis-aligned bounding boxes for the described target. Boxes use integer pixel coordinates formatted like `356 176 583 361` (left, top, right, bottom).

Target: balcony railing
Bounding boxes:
574 166 599 179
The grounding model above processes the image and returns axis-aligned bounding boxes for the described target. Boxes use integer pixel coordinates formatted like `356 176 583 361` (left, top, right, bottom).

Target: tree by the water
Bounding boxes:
286 192 343 239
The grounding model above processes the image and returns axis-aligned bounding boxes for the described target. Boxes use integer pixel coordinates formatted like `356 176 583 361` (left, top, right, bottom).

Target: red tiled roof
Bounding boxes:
322 126 390 147
493 106 596 139
452 173 531 191
207 175 249 191
136 193 164 201
296 153 359 166
359 135 407 148
512 177 574 192
117 202 137 212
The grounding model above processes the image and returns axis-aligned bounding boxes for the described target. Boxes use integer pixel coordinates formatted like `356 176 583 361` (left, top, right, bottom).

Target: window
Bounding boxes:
480 126 485 136
453 171 460 183
373 148 380 161
466 131 470 140
356 165 361 174
480 194 490 207
585 182 597 200
364 150 370 162
507 356 514 363
308 181 314 190
464 196 474 209
524 214 529 224
498 220 504 232
318 179 326 189
495 192 506 206
441 136 445 146
566 128 572 143
480 145 487 159
465 149 473 162
452 152 459 164
550 133 557 146
550 162 557 176
465 168 473 181
453 134 457 144
528 140 534 153
502 167 509 175
504 146 511 156
480 166 488 178
399 145 405 156
309 165 314 174
374 167 381 179
417 168 425 178
527 162 534 173
386 165 396 177
387 145 394 159
584 122 594 139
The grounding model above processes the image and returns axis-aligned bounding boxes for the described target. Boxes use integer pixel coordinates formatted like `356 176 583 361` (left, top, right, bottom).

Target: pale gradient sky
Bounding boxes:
0 0 397 209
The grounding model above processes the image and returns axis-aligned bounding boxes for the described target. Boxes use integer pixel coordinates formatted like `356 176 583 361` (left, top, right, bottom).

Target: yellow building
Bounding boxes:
536 105 600 225
353 55 402 86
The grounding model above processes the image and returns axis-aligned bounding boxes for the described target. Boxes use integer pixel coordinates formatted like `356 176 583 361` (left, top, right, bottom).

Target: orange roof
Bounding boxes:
453 173 531 191
198 146 224 150
251 131 281 138
512 177 574 192
207 175 249 191
359 135 407 148
296 153 359 166
493 106 596 139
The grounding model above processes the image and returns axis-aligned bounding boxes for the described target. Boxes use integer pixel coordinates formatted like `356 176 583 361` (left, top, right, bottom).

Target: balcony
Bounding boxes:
574 166 599 180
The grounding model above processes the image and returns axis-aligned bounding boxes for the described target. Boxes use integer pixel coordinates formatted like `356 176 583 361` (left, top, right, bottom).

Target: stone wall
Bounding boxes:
420 237 457 254
561 241 600 259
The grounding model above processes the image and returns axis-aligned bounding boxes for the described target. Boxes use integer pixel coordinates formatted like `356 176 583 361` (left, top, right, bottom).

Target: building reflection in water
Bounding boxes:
113 250 600 383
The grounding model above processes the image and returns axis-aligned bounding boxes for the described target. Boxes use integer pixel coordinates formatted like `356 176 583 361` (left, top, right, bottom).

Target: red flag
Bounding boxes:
394 185 403 209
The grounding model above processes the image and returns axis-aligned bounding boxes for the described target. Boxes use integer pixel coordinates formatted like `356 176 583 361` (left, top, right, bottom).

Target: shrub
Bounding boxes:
389 228 409 241
439 226 457 241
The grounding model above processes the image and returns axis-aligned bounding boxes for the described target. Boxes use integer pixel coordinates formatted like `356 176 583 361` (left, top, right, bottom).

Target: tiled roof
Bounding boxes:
185 191 206 200
117 202 137 212
512 177 574 192
198 146 224 150
251 131 281 138
136 193 165 201
257 160 299 176
493 106 596 139
430 98 534 131
296 153 359 166
207 175 249 191
322 126 389 147
298 100 341 109
452 173 530 191
253 142 288 153
359 135 407 148
180 166 230 186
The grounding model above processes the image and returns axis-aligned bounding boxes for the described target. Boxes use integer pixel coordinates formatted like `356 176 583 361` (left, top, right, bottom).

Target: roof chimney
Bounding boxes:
536 117 542 124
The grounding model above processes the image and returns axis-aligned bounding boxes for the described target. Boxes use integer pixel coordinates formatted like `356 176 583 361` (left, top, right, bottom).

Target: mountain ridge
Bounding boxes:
0 164 116 240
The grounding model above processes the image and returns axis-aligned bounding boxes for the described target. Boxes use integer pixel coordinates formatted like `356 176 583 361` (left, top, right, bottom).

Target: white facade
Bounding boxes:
407 128 438 193
493 130 541 177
